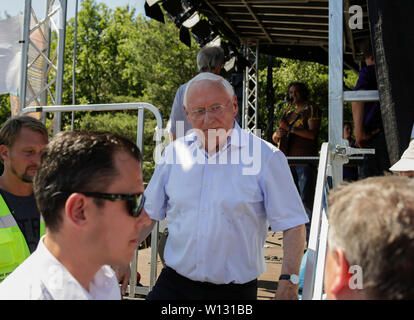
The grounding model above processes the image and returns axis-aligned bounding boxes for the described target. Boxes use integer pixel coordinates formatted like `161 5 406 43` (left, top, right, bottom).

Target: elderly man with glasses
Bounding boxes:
139 72 309 300
0 131 151 299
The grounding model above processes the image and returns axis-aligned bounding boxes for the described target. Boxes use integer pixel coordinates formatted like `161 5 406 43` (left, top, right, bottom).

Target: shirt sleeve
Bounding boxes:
354 66 370 91
260 150 309 232
309 104 321 121
143 151 171 221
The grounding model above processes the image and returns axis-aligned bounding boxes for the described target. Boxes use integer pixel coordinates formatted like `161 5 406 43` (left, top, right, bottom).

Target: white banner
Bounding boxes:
0 15 22 95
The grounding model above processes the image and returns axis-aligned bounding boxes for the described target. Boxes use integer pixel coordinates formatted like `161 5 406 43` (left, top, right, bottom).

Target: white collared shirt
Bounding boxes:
144 122 309 284
0 236 121 300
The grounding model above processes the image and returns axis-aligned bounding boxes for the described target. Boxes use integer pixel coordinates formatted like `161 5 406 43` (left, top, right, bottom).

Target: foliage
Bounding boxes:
117 15 199 119
63 1 136 105
0 95 11 124
68 111 158 183
61 0 198 119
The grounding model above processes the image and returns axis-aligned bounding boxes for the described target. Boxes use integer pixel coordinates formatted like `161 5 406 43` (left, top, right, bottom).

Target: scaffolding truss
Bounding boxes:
242 40 259 135
19 0 67 131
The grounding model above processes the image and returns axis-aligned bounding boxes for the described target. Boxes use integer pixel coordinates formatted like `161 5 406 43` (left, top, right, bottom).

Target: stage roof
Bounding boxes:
195 0 370 69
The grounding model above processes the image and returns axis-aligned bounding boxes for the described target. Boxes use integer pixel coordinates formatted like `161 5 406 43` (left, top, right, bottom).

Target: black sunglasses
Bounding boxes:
53 191 145 218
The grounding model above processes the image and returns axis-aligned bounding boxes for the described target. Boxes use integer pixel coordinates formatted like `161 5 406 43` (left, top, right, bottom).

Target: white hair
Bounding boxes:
196 46 224 72
183 72 235 108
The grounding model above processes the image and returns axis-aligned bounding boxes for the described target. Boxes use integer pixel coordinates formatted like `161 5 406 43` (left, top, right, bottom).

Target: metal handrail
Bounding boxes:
301 142 330 300
20 102 164 299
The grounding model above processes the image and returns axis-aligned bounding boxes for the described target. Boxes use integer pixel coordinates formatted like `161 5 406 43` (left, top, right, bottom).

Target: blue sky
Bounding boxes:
0 0 146 19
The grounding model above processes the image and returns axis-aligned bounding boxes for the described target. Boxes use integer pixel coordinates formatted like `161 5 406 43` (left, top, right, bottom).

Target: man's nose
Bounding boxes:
203 110 215 124
31 151 42 165
136 209 151 227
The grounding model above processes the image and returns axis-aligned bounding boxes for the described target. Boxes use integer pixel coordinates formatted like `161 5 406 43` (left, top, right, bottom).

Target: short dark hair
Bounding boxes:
343 121 353 129
0 115 48 151
358 39 374 59
34 131 142 232
287 81 309 101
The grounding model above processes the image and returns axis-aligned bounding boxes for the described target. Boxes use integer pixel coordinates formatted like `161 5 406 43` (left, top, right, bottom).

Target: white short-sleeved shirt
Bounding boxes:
144 122 309 284
0 236 121 300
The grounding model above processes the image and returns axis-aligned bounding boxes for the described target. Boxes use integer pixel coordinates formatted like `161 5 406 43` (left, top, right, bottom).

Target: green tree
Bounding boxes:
61 0 199 122
119 16 199 119
0 95 11 124
70 111 158 183
63 0 114 105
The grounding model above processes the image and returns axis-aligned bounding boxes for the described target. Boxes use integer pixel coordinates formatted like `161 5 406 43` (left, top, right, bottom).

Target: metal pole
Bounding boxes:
71 0 79 130
242 42 247 130
53 0 67 135
19 0 32 112
254 41 259 135
328 0 344 186
266 55 274 142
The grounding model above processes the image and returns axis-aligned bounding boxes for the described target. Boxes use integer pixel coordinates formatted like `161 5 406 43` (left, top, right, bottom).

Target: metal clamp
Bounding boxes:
334 142 375 164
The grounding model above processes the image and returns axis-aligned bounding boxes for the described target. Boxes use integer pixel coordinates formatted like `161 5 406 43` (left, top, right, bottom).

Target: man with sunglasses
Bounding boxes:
142 73 309 300
0 131 151 299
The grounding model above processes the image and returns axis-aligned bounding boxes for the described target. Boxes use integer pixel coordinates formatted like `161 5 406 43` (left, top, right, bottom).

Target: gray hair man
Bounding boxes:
140 72 308 300
169 45 225 141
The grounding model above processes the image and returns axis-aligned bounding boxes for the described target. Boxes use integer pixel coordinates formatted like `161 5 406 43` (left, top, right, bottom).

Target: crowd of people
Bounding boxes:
0 44 413 300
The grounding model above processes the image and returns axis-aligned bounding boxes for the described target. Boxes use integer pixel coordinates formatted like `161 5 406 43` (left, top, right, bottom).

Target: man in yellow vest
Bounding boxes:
0 116 48 281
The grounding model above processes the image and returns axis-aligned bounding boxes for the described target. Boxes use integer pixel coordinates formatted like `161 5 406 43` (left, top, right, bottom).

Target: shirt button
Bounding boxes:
200 235 204 239
202 208 206 212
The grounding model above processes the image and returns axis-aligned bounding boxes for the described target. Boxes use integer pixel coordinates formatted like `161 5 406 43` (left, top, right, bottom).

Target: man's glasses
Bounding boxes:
188 99 232 121
53 191 145 218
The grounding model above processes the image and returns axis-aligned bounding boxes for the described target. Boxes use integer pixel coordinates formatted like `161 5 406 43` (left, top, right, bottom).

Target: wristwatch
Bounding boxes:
279 274 300 285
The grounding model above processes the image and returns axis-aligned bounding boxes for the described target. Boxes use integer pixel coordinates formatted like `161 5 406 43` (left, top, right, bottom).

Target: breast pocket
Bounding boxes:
218 175 263 213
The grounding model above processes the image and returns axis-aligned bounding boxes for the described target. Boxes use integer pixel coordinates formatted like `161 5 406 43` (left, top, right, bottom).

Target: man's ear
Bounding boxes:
329 248 351 296
232 95 239 116
0 145 10 163
64 193 87 227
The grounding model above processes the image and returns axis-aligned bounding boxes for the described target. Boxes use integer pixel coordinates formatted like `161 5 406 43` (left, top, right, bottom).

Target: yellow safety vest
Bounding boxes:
0 194 45 281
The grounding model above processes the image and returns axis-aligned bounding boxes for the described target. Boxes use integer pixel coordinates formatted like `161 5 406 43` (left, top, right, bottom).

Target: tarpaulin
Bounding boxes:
0 15 22 95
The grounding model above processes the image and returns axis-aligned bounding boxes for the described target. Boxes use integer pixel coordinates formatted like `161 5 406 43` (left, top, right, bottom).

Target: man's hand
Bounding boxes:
355 128 380 148
272 129 287 144
279 119 290 131
113 264 131 296
274 225 305 300
275 128 287 139
273 280 299 300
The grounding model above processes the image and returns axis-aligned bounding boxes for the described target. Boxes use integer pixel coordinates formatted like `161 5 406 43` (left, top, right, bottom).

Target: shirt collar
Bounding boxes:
228 121 249 148
37 236 120 300
185 121 249 150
